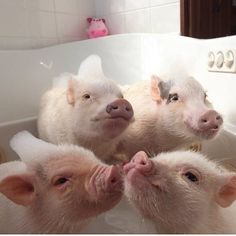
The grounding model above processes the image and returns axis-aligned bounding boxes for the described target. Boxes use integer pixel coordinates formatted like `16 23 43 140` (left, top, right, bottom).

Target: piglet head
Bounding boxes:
66 55 134 141
150 74 223 142
124 150 236 233
2 132 123 222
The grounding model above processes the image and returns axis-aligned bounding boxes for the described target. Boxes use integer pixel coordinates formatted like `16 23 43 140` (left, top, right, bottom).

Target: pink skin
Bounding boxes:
184 108 223 139
124 151 236 233
124 151 154 184
0 138 124 233
87 18 108 39
88 164 123 200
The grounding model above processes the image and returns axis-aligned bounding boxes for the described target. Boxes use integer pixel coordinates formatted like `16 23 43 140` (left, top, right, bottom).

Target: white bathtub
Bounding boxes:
1 33 236 233
1 33 236 162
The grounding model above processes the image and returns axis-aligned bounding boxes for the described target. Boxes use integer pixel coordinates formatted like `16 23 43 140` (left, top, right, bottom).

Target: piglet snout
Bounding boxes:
106 99 133 121
124 151 153 175
104 165 123 191
198 110 223 131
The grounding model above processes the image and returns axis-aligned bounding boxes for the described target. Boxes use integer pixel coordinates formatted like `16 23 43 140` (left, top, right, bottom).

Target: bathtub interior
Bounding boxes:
0 33 236 232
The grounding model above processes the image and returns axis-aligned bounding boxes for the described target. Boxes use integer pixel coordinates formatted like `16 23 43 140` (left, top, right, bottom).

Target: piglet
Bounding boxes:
37 55 133 163
119 74 223 159
0 131 123 233
124 150 236 233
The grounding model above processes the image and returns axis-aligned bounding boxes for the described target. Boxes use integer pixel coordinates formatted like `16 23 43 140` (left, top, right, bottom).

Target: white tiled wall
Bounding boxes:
0 0 180 50
0 0 95 50
95 0 180 35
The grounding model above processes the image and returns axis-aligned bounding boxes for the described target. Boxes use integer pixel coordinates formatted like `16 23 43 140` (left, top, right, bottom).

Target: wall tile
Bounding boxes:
125 9 150 33
0 0 25 9
150 3 180 33
28 11 57 38
24 0 55 12
105 13 125 35
0 37 31 50
125 0 149 11
0 0 180 50
106 0 125 14
150 0 179 7
54 0 95 16
56 13 86 40
0 7 29 37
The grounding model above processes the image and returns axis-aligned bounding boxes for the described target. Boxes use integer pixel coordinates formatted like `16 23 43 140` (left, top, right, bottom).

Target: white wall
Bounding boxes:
95 0 180 35
0 0 180 50
0 0 95 50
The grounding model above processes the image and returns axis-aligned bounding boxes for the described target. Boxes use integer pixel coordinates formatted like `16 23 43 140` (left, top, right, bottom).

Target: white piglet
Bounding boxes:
119 74 223 158
0 131 123 233
38 55 133 162
124 150 236 233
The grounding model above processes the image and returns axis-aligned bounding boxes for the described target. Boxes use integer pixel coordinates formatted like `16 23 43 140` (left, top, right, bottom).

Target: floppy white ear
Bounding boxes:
78 54 105 79
10 131 58 163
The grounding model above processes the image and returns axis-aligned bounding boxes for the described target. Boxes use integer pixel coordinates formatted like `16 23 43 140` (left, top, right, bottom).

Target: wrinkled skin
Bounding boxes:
0 131 123 233
124 151 236 233
118 74 223 159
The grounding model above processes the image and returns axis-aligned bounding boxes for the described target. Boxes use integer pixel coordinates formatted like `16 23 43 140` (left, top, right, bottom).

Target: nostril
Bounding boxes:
110 177 117 184
140 160 146 165
201 119 208 123
112 105 118 110
125 106 130 112
216 116 221 120
214 125 218 129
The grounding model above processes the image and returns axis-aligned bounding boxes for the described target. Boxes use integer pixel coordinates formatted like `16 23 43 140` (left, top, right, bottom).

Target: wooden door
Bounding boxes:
181 0 234 39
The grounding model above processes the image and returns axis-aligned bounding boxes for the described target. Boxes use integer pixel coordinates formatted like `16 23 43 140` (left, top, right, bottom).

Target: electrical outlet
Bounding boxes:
208 49 236 73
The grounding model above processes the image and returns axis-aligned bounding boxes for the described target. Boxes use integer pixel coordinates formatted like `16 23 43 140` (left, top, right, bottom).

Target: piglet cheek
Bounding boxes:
149 177 161 187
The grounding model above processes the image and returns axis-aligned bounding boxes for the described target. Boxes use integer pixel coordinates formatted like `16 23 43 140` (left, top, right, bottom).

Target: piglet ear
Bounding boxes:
10 131 58 163
0 174 35 206
216 175 236 208
150 75 162 103
66 78 78 106
78 54 105 80
87 17 92 23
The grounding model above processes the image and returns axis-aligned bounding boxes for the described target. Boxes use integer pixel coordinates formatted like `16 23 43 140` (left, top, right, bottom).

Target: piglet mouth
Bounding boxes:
185 121 221 139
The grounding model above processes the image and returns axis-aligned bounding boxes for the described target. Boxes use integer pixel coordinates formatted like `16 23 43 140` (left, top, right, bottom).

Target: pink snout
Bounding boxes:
124 151 153 175
198 110 223 131
104 165 123 192
106 98 134 121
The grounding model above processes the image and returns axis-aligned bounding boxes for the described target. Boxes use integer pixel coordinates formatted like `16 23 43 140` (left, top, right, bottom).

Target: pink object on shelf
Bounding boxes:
87 17 109 39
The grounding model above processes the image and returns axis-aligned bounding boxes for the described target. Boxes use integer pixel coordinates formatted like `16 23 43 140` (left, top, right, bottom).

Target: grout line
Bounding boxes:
53 0 59 44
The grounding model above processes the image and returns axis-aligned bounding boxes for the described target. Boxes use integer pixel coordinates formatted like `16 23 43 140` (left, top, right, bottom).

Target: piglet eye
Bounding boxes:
82 94 91 99
167 93 179 103
54 177 69 186
184 171 198 182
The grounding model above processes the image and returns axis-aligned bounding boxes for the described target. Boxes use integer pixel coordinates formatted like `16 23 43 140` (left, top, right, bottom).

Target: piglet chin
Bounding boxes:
185 122 221 140
103 118 130 139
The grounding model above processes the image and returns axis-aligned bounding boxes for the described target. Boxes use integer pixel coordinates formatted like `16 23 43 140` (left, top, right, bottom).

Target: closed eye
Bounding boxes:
54 177 69 186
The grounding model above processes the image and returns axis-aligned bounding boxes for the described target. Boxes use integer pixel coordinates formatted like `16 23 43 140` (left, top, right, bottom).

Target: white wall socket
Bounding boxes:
208 49 236 73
